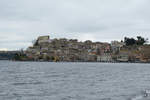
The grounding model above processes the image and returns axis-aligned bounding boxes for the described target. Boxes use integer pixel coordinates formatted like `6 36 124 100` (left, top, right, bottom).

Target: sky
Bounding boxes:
0 0 150 50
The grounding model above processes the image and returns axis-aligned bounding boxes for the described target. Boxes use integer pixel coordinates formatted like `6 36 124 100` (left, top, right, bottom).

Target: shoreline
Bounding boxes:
1 60 150 64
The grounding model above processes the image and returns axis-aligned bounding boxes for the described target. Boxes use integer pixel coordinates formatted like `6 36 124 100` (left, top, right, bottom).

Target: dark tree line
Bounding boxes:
124 36 148 46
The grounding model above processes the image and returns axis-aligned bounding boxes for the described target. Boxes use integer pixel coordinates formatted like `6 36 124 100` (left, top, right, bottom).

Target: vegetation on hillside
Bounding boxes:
124 36 148 46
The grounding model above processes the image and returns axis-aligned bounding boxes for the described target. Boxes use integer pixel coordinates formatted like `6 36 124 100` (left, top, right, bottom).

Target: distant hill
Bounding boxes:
0 51 21 60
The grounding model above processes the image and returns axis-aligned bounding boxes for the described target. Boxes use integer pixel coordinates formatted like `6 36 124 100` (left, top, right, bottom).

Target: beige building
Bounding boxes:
117 51 129 62
37 36 51 44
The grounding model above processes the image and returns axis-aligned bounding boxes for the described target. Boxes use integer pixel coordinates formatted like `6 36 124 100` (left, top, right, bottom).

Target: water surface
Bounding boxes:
0 61 150 100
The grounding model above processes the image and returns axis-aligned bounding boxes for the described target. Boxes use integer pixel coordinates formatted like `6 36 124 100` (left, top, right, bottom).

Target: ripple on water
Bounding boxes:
1 61 150 100
12 81 43 86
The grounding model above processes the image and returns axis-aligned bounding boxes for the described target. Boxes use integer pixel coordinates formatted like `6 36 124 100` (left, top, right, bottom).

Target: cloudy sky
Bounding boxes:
0 0 150 50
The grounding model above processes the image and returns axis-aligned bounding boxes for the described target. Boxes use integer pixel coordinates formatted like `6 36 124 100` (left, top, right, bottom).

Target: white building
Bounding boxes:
97 53 112 62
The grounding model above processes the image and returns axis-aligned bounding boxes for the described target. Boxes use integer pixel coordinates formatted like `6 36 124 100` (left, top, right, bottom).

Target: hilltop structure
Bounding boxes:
16 35 150 63
25 35 112 62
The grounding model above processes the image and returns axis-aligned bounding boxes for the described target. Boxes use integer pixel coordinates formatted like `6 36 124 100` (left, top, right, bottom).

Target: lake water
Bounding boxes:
0 61 150 100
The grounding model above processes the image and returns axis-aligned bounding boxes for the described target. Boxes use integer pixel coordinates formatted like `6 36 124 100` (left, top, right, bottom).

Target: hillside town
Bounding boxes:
14 35 150 63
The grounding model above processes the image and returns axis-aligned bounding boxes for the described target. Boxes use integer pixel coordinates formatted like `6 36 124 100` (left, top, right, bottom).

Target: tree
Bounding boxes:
124 36 148 46
136 36 147 45
124 37 136 46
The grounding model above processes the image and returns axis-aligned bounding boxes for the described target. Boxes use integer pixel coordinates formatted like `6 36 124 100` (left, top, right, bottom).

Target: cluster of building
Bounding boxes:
24 35 150 62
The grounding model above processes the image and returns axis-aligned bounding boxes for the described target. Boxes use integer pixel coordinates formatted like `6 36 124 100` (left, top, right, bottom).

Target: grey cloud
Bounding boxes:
0 0 150 50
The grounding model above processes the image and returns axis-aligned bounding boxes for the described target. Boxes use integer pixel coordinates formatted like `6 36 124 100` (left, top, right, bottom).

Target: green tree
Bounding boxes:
136 36 148 45
124 37 136 46
124 36 148 46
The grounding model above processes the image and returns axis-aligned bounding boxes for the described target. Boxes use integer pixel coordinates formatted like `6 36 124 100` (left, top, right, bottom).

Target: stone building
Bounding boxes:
111 41 125 54
37 36 51 44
